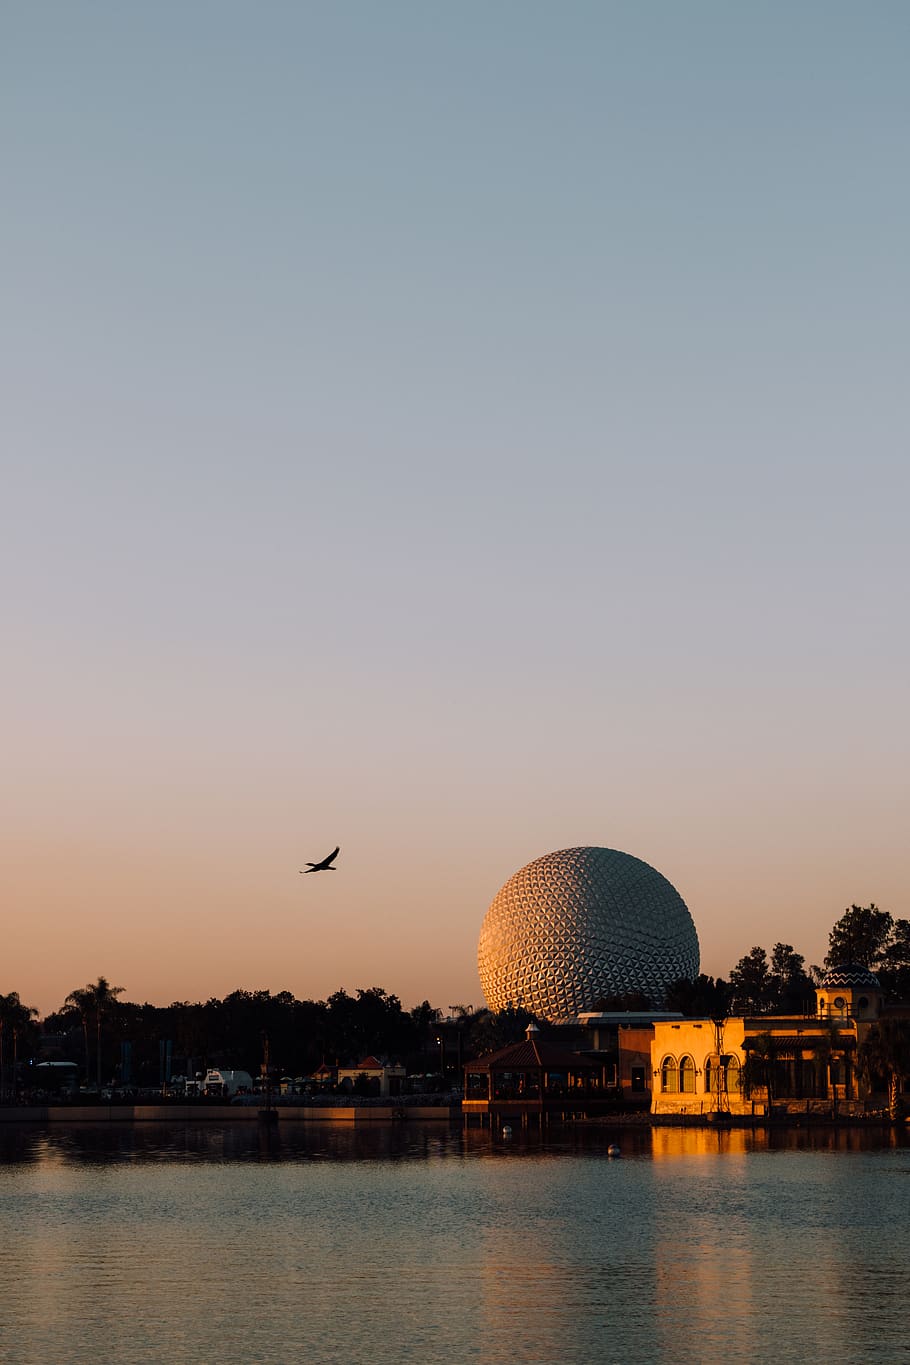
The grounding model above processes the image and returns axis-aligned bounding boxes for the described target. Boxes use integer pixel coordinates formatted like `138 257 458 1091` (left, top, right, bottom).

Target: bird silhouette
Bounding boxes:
300 845 340 874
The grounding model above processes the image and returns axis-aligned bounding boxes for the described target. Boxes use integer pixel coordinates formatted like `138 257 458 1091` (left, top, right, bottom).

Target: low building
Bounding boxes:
32 1061 79 1096
551 1010 685 1099
310 1063 337 1090
650 965 902 1119
336 1057 406 1097
203 1069 253 1097
651 1016 755 1118
463 1023 610 1124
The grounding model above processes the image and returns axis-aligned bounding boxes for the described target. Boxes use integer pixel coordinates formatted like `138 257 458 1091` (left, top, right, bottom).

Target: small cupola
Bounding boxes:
816 964 882 1020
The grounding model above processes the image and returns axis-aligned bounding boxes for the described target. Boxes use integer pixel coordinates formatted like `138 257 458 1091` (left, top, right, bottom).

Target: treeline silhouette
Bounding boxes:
3 904 908 1094
2 985 543 1093
671 904 910 1019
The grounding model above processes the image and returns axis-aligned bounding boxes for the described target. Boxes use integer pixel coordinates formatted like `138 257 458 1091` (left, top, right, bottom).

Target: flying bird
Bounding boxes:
300 845 340 874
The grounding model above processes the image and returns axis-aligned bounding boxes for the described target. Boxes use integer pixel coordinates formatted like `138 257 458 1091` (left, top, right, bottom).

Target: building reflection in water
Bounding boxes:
650 1125 761 1159
647 1123 909 1361
1 1120 907 1364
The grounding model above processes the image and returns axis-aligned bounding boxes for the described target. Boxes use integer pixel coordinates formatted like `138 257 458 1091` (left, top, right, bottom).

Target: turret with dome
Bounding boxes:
816 963 882 1021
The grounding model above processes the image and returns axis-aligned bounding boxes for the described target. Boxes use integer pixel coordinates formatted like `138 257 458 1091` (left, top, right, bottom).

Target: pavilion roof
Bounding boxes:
468 1036 598 1073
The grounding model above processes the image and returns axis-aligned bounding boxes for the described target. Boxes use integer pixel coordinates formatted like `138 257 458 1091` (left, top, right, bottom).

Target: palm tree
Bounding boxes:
10 997 38 1101
742 1031 779 1102
809 1022 841 1098
857 1018 910 1122
0 993 15 1100
0 993 11 1100
65 978 124 1089
64 987 93 1086
0 992 38 1102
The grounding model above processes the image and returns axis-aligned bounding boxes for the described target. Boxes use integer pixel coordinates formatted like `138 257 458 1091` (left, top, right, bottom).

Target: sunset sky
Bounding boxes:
4 3 908 1019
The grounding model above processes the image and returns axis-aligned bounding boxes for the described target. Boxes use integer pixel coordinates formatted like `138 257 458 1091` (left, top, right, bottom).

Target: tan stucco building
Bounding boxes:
651 965 888 1119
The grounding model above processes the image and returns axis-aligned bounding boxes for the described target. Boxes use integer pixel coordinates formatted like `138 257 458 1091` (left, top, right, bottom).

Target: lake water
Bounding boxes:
1 1122 908 1365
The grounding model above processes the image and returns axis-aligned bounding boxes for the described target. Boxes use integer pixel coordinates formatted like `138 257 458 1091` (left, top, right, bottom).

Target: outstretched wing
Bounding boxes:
300 845 340 873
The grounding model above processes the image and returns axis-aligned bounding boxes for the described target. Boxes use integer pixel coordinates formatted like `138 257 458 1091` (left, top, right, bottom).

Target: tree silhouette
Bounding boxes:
876 919 910 1000
767 944 815 1013
729 947 771 1014
857 1018 910 1122
742 1031 779 1100
466 1006 540 1057
665 975 732 1018
65 978 124 1088
0 992 38 1101
61 987 93 1085
808 1021 840 1098
825 905 893 970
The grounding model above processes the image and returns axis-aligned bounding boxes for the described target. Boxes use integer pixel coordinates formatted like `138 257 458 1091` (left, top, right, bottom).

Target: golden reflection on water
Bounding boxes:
650 1122 906 1159
1 1122 908 1364
650 1126 758 1159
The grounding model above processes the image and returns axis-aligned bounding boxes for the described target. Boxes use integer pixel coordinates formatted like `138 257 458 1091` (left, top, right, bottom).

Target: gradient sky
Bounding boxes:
3 3 908 1018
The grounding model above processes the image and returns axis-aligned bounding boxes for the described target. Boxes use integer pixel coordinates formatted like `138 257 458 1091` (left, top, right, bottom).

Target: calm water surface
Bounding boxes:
1 1122 908 1365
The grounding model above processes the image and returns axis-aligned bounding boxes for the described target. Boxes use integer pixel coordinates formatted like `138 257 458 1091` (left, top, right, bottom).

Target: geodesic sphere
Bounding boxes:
477 846 699 1020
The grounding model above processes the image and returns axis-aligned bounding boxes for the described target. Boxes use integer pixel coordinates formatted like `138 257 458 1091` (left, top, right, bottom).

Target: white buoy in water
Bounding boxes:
502 1124 513 1138
607 1143 621 1158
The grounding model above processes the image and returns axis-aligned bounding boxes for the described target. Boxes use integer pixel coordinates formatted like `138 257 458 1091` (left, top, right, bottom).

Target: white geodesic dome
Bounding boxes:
478 846 699 1020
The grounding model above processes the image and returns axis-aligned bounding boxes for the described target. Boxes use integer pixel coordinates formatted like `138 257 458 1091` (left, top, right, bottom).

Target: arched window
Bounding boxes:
724 1055 741 1094
705 1056 722 1093
660 1056 678 1093
679 1056 696 1094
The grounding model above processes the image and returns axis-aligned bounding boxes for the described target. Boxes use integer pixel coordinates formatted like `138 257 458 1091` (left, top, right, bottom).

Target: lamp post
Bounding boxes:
712 1017 728 1118
259 1031 278 1124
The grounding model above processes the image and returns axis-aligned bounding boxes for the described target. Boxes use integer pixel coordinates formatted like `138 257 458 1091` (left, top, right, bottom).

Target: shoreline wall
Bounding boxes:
0 1104 461 1124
